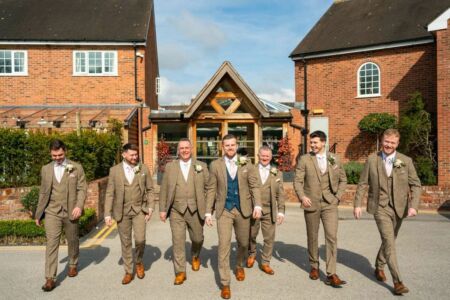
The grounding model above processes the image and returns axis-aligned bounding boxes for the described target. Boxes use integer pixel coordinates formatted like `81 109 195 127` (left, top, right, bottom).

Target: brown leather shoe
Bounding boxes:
174 272 187 285
326 274 347 288
260 264 275 275
309 267 319 280
246 255 256 268
221 285 231 299
375 269 386 282
394 282 409 295
41 278 56 292
136 263 145 279
192 256 201 271
68 266 78 277
122 273 133 285
235 267 245 281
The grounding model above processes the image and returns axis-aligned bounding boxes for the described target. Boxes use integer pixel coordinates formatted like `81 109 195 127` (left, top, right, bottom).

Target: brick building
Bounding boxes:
290 0 450 188
0 0 159 163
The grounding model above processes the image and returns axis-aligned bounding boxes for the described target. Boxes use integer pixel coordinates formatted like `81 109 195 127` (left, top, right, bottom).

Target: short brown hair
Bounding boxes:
222 134 236 143
49 139 66 151
383 128 400 139
122 143 139 153
259 145 272 154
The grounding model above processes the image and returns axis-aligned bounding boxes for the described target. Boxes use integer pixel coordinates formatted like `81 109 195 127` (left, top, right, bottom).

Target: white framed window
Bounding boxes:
156 77 161 95
73 51 117 76
0 50 28 76
357 62 380 97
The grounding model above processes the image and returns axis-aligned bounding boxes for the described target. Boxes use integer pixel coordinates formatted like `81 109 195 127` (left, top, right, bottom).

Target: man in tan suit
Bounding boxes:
105 143 154 285
159 138 209 285
354 129 421 295
205 134 262 299
294 130 347 287
247 146 285 275
35 139 87 292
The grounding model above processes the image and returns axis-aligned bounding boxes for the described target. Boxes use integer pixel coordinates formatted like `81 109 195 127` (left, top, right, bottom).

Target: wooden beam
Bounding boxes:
197 113 254 120
210 99 225 114
225 98 241 114
213 92 236 99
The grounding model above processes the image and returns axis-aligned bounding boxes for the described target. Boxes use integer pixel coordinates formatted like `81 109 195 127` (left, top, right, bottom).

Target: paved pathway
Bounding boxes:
1 205 449 299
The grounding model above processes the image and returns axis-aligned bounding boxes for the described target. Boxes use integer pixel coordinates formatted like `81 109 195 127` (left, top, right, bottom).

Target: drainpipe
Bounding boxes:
134 44 144 163
302 59 309 154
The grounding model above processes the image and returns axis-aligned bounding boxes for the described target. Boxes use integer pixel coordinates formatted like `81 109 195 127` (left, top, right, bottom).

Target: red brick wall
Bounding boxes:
436 21 450 187
0 45 146 106
294 44 437 162
0 177 108 220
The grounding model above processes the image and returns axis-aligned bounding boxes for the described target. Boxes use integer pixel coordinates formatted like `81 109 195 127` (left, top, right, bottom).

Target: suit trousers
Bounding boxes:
169 208 204 273
374 204 403 283
117 211 146 274
304 200 338 275
249 212 276 265
44 213 79 279
217 208 250 286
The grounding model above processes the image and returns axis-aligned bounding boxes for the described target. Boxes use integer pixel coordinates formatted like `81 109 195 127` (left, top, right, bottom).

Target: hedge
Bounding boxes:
0 208 97 241
344 162 365 185
0 121 122 188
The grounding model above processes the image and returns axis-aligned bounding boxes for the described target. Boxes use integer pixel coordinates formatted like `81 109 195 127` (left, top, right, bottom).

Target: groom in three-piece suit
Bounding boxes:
159 138 209 285
35 139 87 292
294 130 347 287
354 128 421 295
105 143 154 285
205 134 262 299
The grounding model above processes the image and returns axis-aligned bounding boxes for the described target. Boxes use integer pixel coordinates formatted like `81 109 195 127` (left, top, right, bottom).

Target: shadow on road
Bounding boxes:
117 244 162 271
57 245 110 283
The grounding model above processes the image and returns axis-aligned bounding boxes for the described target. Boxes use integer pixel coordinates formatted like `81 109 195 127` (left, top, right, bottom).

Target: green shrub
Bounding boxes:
414 156 436 185
358 113 397 150
78 208 97 236
20 186 40 218
344 162 364 184
0 220 46 238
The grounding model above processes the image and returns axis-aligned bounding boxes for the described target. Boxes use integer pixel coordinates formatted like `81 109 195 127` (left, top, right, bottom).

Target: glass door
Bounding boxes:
196 123 222 165
228 123 255 162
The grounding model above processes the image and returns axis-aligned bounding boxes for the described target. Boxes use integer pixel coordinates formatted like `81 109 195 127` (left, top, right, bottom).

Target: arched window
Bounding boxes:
358 62 380 97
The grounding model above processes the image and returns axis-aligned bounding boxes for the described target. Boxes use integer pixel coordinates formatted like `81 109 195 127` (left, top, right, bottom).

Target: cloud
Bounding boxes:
158 43 192 70
257 88 295 103
169 11 228 51
158 76 198 105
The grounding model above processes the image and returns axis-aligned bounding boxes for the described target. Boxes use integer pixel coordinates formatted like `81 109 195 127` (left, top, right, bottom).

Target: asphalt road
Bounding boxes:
1 205 449 300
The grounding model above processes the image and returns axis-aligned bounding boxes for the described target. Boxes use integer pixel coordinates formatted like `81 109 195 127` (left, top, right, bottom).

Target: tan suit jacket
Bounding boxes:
159 159 209 219
354 151 421 218
206 158 261 218
105 162 154 222
35 159 87 221
258 167 286 223
294 152 347 211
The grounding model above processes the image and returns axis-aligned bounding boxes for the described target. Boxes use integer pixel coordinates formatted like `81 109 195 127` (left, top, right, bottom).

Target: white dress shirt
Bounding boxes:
54 159 67 183
259 163 271 185
316 153 327 174
179 159 192 182
382 151 396 177
225 155 238 179
123 161 135 184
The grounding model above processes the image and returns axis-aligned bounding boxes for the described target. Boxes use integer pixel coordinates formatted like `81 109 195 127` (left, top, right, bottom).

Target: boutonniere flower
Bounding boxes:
235 156 248 167
327 155 336 166
270 167 278 175
194 164 203 173
393 158 405 168
65 163 74 173
133 164 141 174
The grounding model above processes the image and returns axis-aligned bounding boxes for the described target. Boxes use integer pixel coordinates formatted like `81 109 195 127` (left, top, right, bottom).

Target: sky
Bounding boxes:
154 0 331 105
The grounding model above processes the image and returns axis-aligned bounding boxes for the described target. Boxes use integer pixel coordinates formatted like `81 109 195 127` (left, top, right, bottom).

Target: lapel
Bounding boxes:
63 159 70 187
118 162 126 187
309 153 322 182
219 157 228 191
376 152 388 190
326 152 334 182
392 153 400 186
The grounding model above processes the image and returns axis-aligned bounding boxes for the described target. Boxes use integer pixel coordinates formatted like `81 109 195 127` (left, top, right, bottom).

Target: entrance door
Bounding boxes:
228 123 255 161
196 123 222 165
310 117 329 150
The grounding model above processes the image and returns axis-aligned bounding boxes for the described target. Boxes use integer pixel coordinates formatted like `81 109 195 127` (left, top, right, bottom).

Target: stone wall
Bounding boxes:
0 177 108 220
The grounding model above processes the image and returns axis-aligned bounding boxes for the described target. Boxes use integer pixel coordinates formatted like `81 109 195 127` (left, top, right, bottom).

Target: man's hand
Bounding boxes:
276 213 285 225
160 212 167 222
145 208 153 223
353 207 362 219
407 208 417 218
253 207 262 219
205 215 213 227
301 196 312 208
35 219 42 227
105 216 113 227
71 207 82 220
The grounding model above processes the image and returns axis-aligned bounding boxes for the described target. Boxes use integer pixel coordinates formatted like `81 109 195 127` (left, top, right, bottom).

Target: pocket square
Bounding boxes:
69 173 76 178
276 178 281 182
243 169 248 173
141 173 145 176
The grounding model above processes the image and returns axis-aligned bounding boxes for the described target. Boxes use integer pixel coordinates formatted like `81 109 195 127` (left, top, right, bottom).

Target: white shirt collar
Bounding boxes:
180 159 192 165
123 161 135 170
259 163 271 170
54 159 67 167
225 155 237 163
316 152 327 159
382 151 396 161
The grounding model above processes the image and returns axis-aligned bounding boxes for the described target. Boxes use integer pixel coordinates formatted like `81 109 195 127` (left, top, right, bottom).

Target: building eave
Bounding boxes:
0 40 147 46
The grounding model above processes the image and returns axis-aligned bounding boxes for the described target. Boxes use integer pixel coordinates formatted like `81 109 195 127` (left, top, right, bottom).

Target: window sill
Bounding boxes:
72 74 118 77
0 73 28 77
355 94 381 99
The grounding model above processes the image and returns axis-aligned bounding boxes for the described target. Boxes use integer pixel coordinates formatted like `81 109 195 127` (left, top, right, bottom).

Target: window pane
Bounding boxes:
88 52 102 74
359 63 380 96
262 123 283 165
13 52 24 72
0 51 12 74
104 52 114 73
75 52 86 73
157 123 188 160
